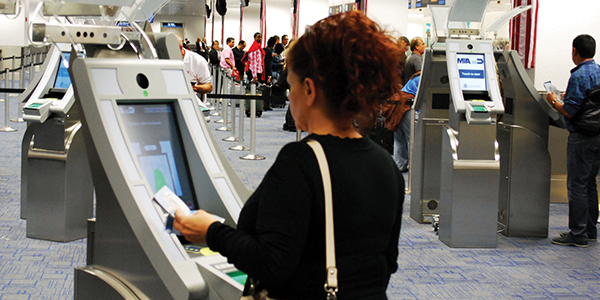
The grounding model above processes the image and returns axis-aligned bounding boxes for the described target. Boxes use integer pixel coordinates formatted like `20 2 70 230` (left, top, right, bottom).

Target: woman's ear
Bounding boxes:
304 77 317 107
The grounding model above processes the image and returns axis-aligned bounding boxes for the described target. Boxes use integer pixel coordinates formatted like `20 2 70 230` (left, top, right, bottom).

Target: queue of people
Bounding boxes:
171 9 600 300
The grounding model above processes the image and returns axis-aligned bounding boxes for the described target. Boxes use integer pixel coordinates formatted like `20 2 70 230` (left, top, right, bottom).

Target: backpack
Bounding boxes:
571 84 600 136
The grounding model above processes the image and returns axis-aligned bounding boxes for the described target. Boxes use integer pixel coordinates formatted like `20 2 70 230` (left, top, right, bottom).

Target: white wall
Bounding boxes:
366 0 408 38
204 0 290 48
0 0 39 52
297 0 328 37
150 14 205 43
534 0 600 91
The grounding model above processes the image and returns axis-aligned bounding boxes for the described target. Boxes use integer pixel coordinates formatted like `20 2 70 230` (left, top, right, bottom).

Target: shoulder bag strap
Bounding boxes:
306 139 338 299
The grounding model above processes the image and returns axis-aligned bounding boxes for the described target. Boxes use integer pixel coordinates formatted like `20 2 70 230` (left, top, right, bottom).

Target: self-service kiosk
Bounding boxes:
70 57 251 299
19 44 93 242
495 50 565 237
439 39 504 248
410 46 451 224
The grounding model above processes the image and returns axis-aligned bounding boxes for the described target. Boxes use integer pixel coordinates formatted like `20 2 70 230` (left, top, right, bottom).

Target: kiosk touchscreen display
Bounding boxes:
118 102 199 210
53 52 72 89
456 53 486 92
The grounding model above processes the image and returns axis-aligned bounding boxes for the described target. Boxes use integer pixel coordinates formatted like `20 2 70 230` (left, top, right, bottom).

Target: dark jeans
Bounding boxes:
567 132 600 239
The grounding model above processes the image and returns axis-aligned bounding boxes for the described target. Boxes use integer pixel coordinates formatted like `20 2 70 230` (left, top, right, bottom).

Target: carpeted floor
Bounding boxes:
1 91 599 299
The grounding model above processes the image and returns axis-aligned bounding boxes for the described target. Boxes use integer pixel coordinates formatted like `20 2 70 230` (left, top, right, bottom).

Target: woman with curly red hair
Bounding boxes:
175 11 405 299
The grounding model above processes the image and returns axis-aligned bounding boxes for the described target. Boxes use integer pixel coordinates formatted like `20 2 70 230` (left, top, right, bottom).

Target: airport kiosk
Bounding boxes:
70 57 250 299
19 44 93 242
495 50 565 237
439 38 504 248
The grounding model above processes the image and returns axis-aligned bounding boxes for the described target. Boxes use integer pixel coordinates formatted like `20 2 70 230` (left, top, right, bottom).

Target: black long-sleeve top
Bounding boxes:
207 134 405 299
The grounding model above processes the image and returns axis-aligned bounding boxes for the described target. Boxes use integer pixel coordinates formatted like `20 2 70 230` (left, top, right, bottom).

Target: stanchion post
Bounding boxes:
230 81 249 151
240 82 265 160
223 77 238 142
216 73 231 131
0 69 17 132
20 49 26 89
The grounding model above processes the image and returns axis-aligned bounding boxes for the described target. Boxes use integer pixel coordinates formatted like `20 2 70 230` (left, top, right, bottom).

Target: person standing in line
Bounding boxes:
384 36 413 172
208 40 221 68
404 37 425 84
242 32 265 83
173 11 404 299
177 35 213 100
397 36 410 86
546 34 600 248
220 37 237 77
196 37 208 60
280 34 290 60
233 40 247 81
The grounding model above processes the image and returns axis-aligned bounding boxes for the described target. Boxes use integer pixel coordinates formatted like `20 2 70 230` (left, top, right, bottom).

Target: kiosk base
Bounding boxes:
75 267 144 300
25 120 93 242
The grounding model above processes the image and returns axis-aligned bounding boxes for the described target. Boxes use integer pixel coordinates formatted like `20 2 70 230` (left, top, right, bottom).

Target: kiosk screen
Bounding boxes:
457 53 486 91
53 52 71 89
118 102 199 210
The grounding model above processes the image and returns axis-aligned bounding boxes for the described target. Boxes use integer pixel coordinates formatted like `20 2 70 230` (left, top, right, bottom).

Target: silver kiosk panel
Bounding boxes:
71 57 250 299
439 39 504 248
20 44 93 242
410 47 451 223
496 49 565 237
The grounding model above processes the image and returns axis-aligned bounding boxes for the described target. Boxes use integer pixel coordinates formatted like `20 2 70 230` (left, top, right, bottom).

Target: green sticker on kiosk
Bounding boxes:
472 106 487 112
27 103 43 109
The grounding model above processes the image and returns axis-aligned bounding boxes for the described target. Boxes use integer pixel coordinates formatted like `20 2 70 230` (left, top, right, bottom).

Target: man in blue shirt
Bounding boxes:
546 34 600 248
383 75 420 172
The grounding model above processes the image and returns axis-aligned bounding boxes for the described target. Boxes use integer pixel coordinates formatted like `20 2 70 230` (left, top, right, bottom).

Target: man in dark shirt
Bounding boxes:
546 34 600 248
233 40 246 81
404 37 425 84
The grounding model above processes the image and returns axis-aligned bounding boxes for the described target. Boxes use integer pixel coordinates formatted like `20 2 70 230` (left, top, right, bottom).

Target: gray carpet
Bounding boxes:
1 92 599 299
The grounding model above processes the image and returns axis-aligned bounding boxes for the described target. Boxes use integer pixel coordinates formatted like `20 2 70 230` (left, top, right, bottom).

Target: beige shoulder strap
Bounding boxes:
306 139 338 297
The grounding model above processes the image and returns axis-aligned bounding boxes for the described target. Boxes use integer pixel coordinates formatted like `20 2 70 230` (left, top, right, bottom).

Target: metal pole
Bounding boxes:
240 83 265 160
210 66 220 116
0 69 17 132
215 73 231 131
11 53 25 123
11 57 15 90
19 49 26 89
215 70 227 123
223 78 239 142
230 81 249 151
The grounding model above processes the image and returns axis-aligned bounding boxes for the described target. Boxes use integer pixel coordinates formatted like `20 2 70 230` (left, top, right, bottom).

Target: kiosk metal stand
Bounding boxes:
495 50 564 237
410 48 450 223
439 38 504 248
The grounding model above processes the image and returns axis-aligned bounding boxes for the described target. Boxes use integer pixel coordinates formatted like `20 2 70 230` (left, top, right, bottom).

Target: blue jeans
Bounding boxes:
393 110 411 170
567 132 600 239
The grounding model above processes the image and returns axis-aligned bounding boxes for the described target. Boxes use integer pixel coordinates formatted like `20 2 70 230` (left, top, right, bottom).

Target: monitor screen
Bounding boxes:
456 53 486 91
54 52 71 89
118 102 199 210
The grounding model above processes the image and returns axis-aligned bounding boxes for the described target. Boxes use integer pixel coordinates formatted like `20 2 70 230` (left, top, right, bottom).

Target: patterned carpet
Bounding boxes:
1 92 599 299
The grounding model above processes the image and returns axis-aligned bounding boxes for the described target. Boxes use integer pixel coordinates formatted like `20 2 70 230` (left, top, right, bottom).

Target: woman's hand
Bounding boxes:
173 209 218 244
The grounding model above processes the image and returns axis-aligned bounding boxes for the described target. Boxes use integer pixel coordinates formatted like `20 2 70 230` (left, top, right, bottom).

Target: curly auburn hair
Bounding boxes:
286 11 402 126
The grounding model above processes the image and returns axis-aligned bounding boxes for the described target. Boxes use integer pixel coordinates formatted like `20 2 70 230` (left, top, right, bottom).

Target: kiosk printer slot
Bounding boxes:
439 39 504 248
71 57 250 299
